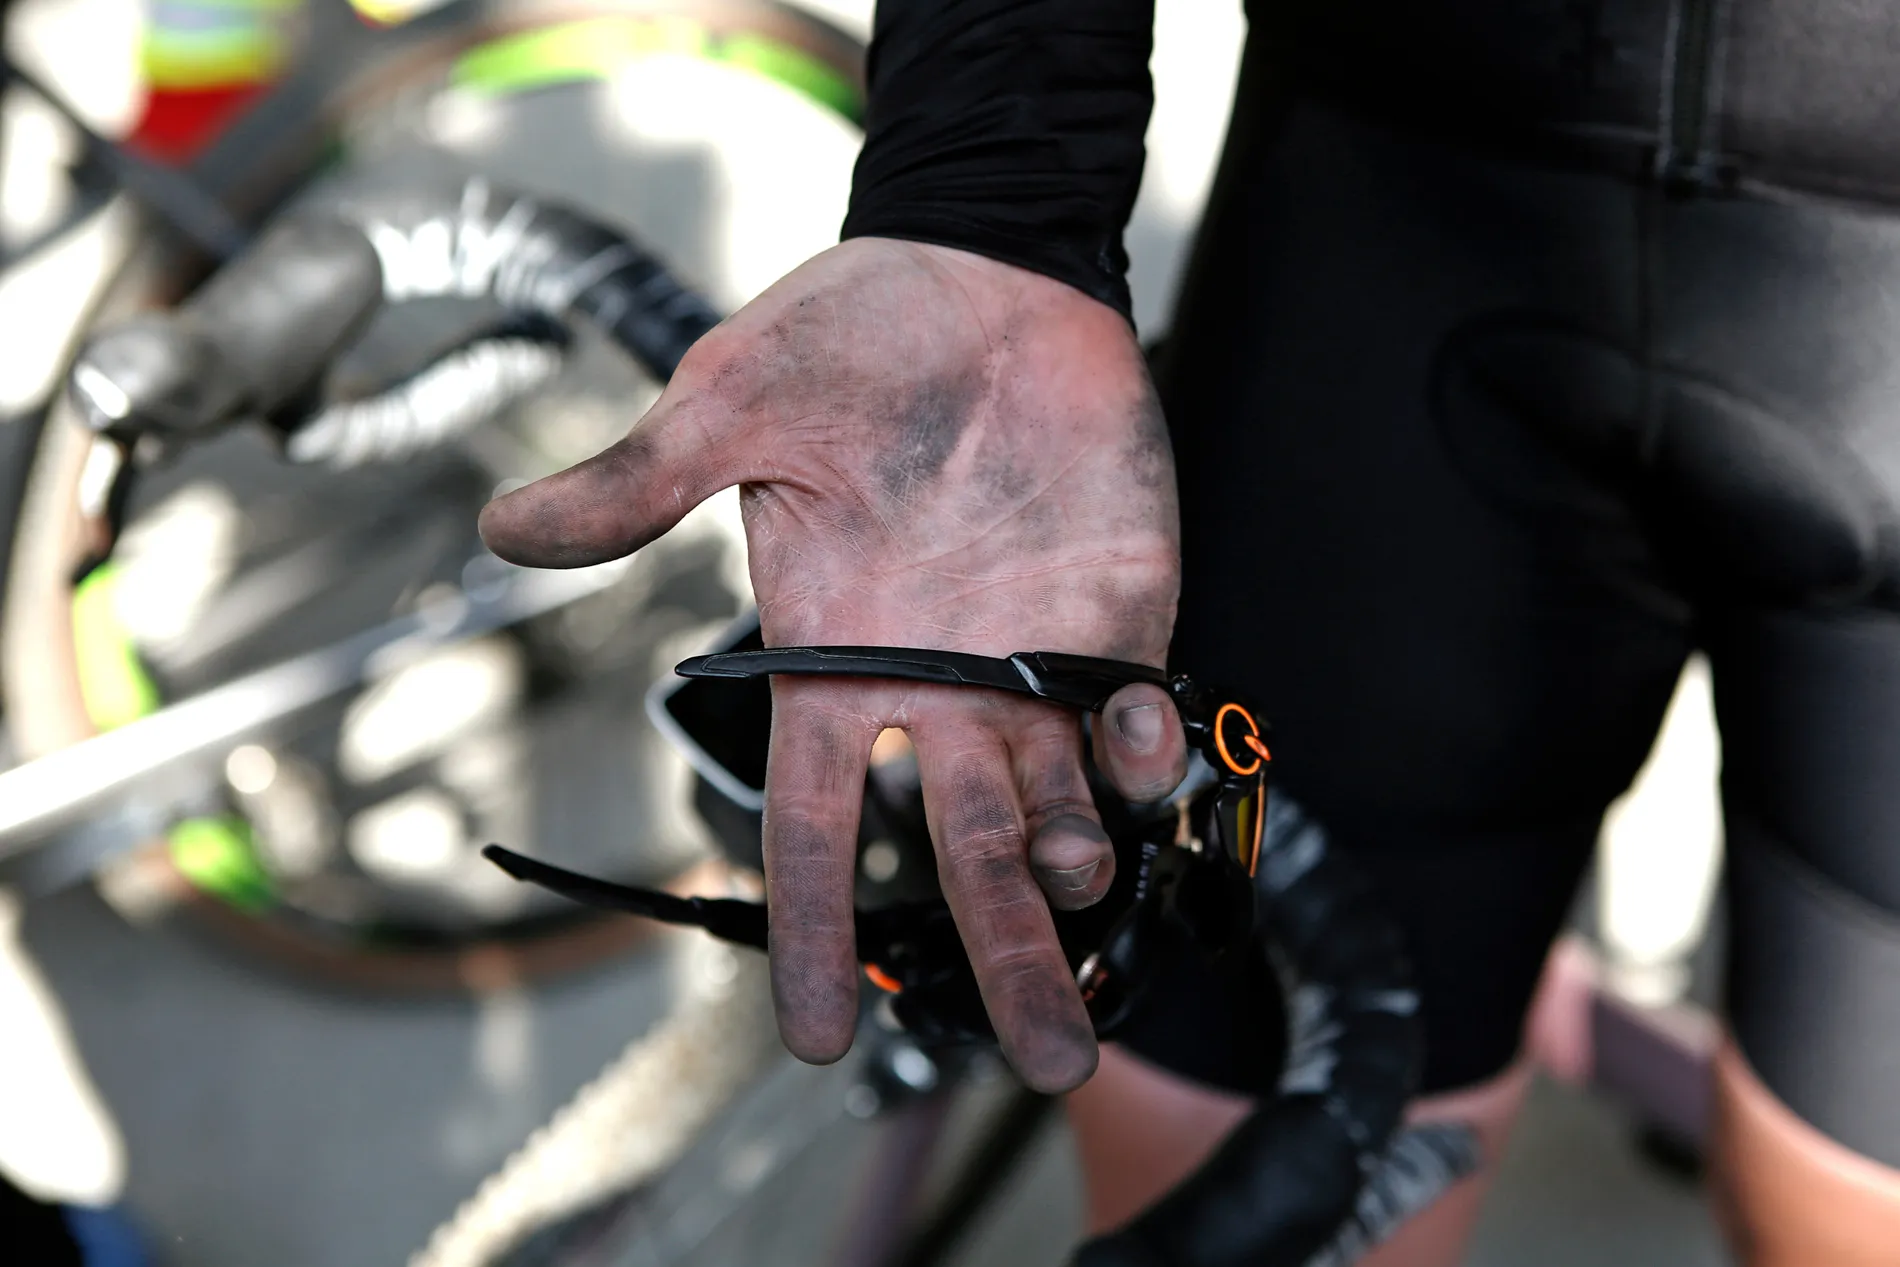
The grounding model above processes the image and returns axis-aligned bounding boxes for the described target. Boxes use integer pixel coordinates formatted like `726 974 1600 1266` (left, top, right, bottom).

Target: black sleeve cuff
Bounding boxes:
841 0 1155 322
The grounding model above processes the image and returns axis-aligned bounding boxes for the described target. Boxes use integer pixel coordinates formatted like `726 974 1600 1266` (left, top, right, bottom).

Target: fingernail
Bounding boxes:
1114 703 1163 754
1043 860 1100 891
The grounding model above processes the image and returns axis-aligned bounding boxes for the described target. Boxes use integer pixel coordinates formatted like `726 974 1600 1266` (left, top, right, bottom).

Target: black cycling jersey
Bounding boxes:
847 0 1900 321
1258 0 1900 206
840 0 1154 319
1141 54 1900 1167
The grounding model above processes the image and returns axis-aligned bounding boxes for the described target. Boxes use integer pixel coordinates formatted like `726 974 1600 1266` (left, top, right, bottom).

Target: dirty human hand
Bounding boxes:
479 238 1187 1092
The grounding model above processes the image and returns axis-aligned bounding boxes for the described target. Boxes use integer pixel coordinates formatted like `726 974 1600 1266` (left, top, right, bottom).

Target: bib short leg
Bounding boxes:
1132 51 1900 1166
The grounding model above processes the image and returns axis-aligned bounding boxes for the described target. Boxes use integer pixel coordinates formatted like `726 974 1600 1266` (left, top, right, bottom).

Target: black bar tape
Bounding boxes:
516 201 722 381
336 179 723 382
1073 795 1423 1267
71 180 723 443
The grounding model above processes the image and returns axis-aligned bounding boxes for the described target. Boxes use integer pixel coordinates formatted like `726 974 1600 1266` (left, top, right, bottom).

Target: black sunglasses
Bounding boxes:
675 644 1270 877
485 644 1272 1042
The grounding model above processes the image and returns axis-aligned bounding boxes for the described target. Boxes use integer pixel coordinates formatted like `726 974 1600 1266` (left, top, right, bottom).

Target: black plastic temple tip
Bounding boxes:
481 843 697 922
481 844 771 950
482 842 538 880
673 653 743 678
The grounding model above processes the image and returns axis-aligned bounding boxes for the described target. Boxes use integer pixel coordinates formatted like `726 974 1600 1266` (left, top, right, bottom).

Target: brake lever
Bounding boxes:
69 433 143 585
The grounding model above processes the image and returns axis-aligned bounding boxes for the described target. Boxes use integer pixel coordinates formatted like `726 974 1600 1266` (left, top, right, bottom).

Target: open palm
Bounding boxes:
480 238 1184 1091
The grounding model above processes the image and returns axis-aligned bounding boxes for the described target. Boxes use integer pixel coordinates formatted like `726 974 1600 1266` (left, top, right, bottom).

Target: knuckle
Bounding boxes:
939 777 1025 859
764 832 855 918
1118 775 1181 804
1121 759 1181 792
764 811 849 860
960 880 1060 957
769 781 854 824
955 821 1026 855
1017 753 1092 819
1107 748 1185 802
947 828 1031 901
1024 799 1098 835
673 320 741 387
980 935 1064 980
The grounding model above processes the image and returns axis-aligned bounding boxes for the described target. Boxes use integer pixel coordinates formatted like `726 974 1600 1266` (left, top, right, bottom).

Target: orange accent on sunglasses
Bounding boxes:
1214 702 1264 776
1245 793 1263 876
864 963 903 994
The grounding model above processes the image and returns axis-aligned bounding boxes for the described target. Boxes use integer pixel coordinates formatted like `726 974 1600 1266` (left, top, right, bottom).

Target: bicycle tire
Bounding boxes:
0 0 865 993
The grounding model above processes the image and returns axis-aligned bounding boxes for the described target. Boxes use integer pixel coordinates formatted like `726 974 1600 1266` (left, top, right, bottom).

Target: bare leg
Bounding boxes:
1068 1045 1533 1265
1067 940 1601 1261
1353 1062 1532 1267
1067 1043 1250 1236
1712 1041 1900 1267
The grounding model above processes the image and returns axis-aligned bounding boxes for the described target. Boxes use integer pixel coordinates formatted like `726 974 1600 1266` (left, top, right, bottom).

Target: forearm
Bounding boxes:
842 0 1155 320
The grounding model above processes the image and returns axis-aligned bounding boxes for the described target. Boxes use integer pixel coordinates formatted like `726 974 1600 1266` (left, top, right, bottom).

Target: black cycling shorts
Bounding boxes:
1117 44 1900 1170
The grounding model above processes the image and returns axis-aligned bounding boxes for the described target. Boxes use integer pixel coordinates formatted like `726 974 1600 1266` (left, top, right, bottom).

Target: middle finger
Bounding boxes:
910 698 1097 1092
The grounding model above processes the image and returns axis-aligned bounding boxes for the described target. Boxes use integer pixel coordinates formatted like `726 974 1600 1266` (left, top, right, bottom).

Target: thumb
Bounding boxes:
478 395 736 569
1092 683 1189 804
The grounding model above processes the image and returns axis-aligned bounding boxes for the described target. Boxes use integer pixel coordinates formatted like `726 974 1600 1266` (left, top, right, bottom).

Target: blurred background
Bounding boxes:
0 0 1734 1263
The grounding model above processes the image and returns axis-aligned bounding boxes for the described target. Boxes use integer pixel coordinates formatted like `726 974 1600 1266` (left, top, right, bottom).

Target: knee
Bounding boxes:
1715 814 1900 1266
1723 816 1900 1168
1713 1041 1900 1267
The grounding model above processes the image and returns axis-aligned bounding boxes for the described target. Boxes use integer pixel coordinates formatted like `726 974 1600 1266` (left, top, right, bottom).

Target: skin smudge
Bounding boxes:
874 368 990 503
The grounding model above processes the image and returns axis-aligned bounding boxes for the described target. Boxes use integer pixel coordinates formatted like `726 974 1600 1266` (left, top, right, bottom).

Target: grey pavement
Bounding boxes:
16 877 1740 1265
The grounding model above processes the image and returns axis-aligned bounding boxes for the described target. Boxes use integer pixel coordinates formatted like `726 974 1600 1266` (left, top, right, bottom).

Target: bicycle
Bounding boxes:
0 2 871 1256
11 4 1748 1261
0 6 1466 1260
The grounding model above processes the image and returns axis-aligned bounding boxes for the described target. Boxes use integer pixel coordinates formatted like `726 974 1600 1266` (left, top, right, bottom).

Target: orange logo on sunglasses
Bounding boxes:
1213 702 1268 777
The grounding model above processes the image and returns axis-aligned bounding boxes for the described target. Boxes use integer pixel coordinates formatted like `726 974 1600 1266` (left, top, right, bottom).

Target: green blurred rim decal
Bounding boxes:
452 16 864 124
79 9 862 916
72 567 275 910
71 566 162 732
168 817 276 911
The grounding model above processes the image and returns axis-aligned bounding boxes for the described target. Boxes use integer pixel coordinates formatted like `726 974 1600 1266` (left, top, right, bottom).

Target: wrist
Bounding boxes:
840 236 1145 334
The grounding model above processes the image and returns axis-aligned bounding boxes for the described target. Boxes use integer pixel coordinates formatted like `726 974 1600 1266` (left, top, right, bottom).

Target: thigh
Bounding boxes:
1143 90 1692 1094
1654 189 1900 1168
1712 611 1900 1168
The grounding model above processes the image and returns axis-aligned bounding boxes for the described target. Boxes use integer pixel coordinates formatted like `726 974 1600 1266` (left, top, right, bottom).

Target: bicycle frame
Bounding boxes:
0 551 630 887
